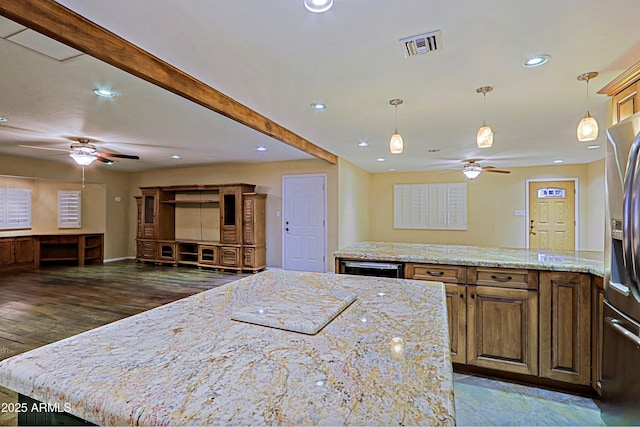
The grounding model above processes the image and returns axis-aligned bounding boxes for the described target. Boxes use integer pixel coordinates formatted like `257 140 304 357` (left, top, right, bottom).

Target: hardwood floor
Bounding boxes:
0 260 248 426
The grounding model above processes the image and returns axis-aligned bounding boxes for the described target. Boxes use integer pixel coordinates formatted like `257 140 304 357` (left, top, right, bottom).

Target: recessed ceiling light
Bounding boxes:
389 168 396 171
553 159 564 163
170 154 181 159
304 0 333 13
257 145 267 152
377 157 385 162
523 54 551 68
358 141 369 148
0 117 7 122
587 144 601 150
310 102 327 110
93 88 116 98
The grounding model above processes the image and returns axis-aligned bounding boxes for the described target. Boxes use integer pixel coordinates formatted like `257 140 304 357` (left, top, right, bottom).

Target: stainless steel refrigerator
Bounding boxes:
603 111 640 425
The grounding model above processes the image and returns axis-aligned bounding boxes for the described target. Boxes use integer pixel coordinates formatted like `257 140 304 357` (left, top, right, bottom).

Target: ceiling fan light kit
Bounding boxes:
70 151 97 166
576 72 599 142
462 162 482 179
389 98 404 154
476 86 494 148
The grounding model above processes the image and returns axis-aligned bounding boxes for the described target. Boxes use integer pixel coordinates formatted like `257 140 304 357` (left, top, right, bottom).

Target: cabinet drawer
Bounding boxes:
406 263 466 284
468 267 538 290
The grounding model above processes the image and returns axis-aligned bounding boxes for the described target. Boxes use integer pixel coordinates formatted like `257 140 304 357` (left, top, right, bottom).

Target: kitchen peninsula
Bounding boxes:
335 242 605 395
0 270 455 426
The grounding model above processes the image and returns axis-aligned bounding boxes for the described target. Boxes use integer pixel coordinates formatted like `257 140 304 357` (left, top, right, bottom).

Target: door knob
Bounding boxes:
529 219 536 236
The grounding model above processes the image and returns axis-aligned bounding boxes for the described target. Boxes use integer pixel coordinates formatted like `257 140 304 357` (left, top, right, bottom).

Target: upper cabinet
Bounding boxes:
598 59 640 125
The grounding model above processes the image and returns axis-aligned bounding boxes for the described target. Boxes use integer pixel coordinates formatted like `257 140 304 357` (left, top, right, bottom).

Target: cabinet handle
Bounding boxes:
490 275 512 282
427 271 445 276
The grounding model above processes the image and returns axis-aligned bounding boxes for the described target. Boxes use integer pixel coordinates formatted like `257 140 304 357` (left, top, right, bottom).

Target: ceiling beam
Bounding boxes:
0 0 338 165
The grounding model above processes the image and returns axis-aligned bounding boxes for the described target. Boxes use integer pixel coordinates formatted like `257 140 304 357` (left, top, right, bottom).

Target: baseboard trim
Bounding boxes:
104 256 136 263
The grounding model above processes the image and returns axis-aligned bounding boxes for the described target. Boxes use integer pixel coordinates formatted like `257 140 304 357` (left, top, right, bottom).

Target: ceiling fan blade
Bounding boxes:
98 152 140 160
19 144 70 153
482 166 511 174
96 156 115 164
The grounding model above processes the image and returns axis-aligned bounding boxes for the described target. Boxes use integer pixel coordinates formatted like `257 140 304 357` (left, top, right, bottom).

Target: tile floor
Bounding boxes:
454 373 603 426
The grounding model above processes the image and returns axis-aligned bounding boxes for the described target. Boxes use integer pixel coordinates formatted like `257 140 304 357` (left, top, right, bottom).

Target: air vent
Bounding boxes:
399 30 442 59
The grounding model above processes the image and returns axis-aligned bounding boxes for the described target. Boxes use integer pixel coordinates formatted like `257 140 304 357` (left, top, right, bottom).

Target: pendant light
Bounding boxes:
576 72 599 142
389 98 404 154
476 86 494 148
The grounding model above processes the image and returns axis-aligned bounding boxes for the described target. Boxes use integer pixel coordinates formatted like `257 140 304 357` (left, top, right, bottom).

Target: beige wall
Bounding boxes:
337 158 370 249
0 154 131 259
128 158 338 270
369 161 605 251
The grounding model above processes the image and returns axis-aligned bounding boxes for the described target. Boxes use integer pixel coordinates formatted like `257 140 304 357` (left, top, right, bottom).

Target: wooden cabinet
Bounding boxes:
467 267 539 376
539 271 592 385
136 184 265 272
406 263 467 363
445 283 467 364
156 240 177 264
598 60 640 125
612 82 640 125
140 188 175 240
220 184 255 245
35 234 103 266
467 284 539 376
591 275 604 395
0 236 35 268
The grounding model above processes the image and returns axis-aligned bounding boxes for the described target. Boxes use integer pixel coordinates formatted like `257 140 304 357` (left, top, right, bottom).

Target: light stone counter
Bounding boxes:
0 270 455 426
335 242 604 277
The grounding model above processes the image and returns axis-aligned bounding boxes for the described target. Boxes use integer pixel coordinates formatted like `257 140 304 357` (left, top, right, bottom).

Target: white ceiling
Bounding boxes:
2 1 640 173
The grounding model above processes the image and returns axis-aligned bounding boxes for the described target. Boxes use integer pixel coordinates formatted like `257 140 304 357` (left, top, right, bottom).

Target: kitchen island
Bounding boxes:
335 241 605 395
0 270 455 426
334 241 604 276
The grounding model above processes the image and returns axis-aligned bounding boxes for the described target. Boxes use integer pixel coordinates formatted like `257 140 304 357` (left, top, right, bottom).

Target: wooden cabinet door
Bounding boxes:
14 237 34 264
0 239 14 266
445 283 467 364
612 81 640 125
467 285 539 376
220 247 240 267
540 271 591 385
220 187 241 244
592 275 604 395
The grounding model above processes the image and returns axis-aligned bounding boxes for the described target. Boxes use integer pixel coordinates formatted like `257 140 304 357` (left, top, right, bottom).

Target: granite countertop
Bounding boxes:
0 270 455 426
334 242 605 277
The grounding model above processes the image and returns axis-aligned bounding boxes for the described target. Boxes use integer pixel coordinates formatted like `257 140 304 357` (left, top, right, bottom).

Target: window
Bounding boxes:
0 188 32 230
394 183 467 230
58 190 81 228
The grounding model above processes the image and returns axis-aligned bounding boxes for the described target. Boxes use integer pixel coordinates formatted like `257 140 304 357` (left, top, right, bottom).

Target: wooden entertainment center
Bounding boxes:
135 183 266 272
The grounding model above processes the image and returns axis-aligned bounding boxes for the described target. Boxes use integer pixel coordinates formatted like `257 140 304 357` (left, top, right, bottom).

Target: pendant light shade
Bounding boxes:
476 86 494 148
476 121 494 148
389 98 404 154
389 131 404 154
576 72 599 142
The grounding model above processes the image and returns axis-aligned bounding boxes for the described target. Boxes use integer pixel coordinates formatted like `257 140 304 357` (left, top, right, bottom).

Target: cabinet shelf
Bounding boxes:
162 200 220 204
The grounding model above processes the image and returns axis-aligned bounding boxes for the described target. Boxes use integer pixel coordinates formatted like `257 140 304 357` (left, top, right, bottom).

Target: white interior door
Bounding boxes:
282 174 326 272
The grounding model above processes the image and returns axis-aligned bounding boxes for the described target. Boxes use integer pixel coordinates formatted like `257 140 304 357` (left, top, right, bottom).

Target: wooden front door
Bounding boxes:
528 180 575 250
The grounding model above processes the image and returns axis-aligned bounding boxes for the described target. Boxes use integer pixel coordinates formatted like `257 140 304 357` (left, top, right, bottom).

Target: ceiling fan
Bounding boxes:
19 138 140 165
462 159 510 179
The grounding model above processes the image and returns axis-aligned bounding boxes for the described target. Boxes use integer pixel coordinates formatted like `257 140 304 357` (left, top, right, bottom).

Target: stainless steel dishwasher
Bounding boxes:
339 260 404 278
